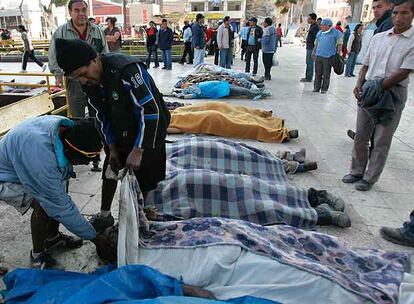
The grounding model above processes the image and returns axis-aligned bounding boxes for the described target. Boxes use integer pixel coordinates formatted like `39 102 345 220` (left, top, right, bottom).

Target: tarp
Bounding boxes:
3 265 279 304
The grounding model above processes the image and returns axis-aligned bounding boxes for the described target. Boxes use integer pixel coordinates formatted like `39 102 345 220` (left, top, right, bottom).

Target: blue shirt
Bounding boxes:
315 28 342 58
240 26 249 40
183 27 192 43
248 26 256 46
261 26 276 53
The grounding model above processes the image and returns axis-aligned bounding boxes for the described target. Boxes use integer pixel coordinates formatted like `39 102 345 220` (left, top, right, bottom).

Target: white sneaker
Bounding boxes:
42 64 47 72
20 70 28 73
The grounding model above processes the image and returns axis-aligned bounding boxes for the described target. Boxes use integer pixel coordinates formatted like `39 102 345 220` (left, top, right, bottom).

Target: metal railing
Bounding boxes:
0 71 56 95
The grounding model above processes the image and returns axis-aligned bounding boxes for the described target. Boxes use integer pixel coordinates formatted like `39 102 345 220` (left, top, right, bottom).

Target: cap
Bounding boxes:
55 38 97 75
249 17 258 23
320 18 333 26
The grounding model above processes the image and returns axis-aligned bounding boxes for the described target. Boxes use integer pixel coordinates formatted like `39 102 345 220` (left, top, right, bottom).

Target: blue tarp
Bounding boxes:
3 264 280 304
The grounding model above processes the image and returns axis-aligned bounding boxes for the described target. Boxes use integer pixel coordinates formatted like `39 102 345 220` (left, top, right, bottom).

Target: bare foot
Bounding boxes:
182 284 216 299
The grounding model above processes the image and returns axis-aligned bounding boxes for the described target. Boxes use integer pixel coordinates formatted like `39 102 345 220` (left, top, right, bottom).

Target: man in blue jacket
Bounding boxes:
0 116 103 268
157 19 173 70
192 13 206 67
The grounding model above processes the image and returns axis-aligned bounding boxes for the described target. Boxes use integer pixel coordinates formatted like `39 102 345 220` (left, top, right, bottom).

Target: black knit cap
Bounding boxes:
55 38 97 75
62 118 103 155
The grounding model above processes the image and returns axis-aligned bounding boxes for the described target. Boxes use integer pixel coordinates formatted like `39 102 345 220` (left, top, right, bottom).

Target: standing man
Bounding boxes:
179 21 193 65
157 19 173 70
55 38 171 231
48 0 107 172
261 17 276 80
240 20 249 61
373 0 395 34
276 23 283 47
192 13 206 67
217 16 233 69
300 13 319 83
245 17 263 76
344 24 363 77
312 18 342 94
342 0 413 191
145 21 159 69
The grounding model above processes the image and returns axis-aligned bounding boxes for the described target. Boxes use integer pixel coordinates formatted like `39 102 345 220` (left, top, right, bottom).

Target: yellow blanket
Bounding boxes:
169 102 290 143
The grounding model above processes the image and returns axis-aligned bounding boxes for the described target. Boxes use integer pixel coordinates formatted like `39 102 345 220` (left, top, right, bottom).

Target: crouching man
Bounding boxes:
0 116 103 268
54 38 171 232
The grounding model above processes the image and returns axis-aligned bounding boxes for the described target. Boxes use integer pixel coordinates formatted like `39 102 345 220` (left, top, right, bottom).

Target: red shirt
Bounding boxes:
72 21 88 40
276 27 283 36
147 27 156 36
335 25 344 33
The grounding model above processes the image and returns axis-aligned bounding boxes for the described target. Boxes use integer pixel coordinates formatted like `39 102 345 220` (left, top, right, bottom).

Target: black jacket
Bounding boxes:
246 26 263 50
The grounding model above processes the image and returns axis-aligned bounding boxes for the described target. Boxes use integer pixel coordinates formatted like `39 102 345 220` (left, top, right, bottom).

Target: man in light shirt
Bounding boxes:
179 21 193 65
342 0 414 191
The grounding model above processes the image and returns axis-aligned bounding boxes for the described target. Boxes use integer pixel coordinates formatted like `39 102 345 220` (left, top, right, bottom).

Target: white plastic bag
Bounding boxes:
117 171 142 267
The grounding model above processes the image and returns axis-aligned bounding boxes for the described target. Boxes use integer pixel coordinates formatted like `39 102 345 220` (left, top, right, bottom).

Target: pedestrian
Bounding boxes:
300 13 319 82
342 0 413 191
373 0 394 34
342 25 350 58
146 21 159 68
344 24 363 77
179 21 193 64
18 25 47 73
55 38 171 232
1 28 11 40
217 16 233 69
157 19 173 70
245 17 263 76
316 18 322 26
211 25 220 65
0 116 103 268
104 17 122 53
240 20 249 61
312 18 342 94
335 21 344 33
192 13 206 67
276 23 283 47
261 17 276 80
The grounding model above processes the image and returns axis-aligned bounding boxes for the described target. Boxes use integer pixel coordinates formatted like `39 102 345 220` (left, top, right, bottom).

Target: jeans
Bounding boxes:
245 48 259 74
161 48 172 69
180 41 193 64
345 52 358 77
219 48 232 69
305 49 314 81
262 52 274 78
314 56 332 92
402 210 414 238
276 35 282 47
21 50 43 70
146 45 159 68
193 48 205 67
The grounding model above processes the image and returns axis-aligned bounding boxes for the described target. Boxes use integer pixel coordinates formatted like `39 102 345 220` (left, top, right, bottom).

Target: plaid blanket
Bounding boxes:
145 137 318 228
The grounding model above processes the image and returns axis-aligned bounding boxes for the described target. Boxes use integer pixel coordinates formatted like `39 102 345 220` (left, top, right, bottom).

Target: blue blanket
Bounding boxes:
3 265 278 304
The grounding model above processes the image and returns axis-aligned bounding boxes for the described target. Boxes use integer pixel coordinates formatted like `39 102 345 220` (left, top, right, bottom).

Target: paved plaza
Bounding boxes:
1 44 414 273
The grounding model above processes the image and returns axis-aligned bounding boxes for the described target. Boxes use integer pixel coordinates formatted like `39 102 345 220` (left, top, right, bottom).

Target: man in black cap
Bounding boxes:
0 116 103 268
55 38 171 232
245 17 263 76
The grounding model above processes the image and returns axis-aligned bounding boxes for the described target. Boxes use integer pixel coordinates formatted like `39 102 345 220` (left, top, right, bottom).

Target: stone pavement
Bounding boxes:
0 45 413 273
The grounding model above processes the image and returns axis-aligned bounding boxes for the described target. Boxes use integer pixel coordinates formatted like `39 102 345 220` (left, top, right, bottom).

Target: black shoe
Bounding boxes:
350 74 356 77
321 90 327 94
303 162 318 172
91 162 102 172
265 76 271 80
347 129 355 140
178 61 184 65
315 204 351 228
380 227 414 247
355 179 372 191
288 129 299 139
30 251 57 269
187 62 193 65
162 67 167 70
89 213 115 233
342 174 363 183
153 65 159 68
315 189 345 212
312 89 320 92
300 78 312 82
44 232 83 252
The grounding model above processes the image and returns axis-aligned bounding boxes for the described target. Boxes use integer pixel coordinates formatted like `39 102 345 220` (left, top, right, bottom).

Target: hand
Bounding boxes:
195 46 200 49
55 77 63 87
108 145 121 175
311 52 316 60
125 148 143 173
353 85 362 100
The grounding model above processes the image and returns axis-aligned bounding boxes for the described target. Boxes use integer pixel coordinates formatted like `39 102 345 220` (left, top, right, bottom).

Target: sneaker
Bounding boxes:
380 227 414 247
316 190 345 212
300 78 312 82
321 90 327 94
30 251 57 269
342 174 362 183
20 70 28 73
347 129 355 140
89 213 115 233
42 64 47 72
44 232 83 252
312 89 320 92
355 179 372 191
316 204 351 228
162 67 167 70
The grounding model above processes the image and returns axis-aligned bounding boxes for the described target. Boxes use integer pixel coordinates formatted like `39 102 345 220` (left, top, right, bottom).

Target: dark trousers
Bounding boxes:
262 52 274 78
314 56 332 92
241 40 247 59
245 48 259 74
214 48 219 65
21 50 43 70
402 210 414 238
345 52 358 77
180 41 193 64
276 35 282 47
146 45 159 68
305 49 314 81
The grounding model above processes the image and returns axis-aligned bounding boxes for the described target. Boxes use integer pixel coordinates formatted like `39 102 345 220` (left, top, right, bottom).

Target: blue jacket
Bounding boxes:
0 116 96 240
261 25 276 53
157 27 173 50
192 22 205 49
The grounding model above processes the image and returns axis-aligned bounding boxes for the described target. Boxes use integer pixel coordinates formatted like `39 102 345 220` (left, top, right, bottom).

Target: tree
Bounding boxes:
347 0 364 22
39 0 69 34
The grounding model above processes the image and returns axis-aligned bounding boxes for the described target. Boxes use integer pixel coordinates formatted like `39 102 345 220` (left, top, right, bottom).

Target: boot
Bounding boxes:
308 188 345 212
292 148 306 163
315 204 351 228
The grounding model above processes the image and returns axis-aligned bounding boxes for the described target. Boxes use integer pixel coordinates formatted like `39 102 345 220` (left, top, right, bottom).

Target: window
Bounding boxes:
208 1 223 11
227 1 241 11
191 2 205 11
